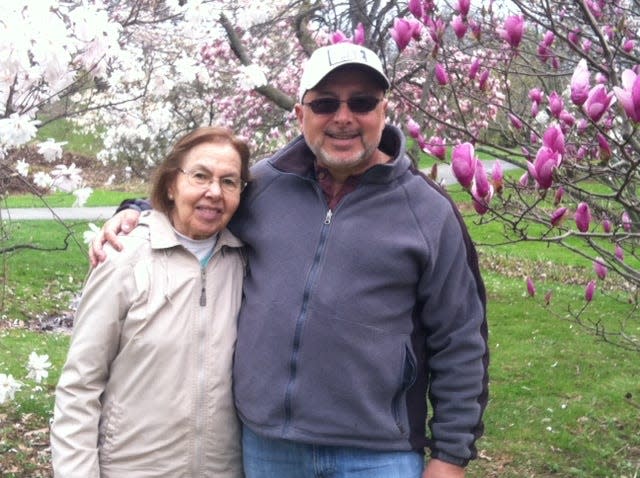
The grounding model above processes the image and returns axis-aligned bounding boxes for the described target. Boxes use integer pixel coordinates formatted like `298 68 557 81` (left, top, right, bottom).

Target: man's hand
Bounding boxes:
422 459 465 478
89 209 142 267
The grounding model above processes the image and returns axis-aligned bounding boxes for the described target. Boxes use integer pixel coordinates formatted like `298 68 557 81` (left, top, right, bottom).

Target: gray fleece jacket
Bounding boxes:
230 125 489 467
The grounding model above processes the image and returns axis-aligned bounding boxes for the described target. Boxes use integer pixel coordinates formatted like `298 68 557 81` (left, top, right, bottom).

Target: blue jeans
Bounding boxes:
242 425 424 478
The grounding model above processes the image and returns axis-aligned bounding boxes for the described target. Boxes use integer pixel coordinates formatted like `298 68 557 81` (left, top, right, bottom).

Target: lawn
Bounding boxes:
1 208 638 477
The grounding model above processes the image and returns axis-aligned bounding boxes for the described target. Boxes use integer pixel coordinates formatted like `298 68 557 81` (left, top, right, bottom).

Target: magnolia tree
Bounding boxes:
1 0 638 349
385 0 640 350
0 0 124 206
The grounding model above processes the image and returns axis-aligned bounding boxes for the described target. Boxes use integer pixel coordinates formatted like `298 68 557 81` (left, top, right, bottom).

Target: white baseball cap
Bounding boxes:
298 43 390 101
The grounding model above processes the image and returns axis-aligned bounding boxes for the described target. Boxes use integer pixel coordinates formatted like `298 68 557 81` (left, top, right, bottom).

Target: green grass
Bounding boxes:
466 272 640 477
1 220 95 320
3 189 147 208
1 215 638 477
35 118 102 157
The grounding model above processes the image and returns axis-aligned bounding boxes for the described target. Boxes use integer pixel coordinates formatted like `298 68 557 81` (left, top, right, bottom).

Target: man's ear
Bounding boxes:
294 103 304 124
294 103 305 132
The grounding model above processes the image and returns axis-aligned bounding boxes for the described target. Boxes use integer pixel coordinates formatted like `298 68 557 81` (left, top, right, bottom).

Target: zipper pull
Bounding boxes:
324 209 333 225
199 268 206 306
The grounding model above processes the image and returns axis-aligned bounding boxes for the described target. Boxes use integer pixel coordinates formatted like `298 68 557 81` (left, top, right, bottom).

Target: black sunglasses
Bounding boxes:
302 96 382 115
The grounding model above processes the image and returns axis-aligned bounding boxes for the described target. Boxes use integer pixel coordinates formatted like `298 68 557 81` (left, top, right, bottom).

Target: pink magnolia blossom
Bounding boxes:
576 146 588 161
570 59 590 106
542 124 565 154
575 202 591 232
426 17 445 43
527 146 559 189
518 171 529 187
551 207 568 227
593 257 608 280
612 69 640 122
390 18 414 51
425 136 446 161
529 88 544 104
508 113 523 129
353 23 365 45
408 0 423 18
330 31 349 44
537 42 552 63
530 101 539 118
472 190 492 215
498 15 524 49
583 85 616 122
457 0 471 17
602 218 612 233
491 161 503 193
568 29 580 44
541 30 555 47
478 69 490 90
576 118 589 134
595 72 608 84
597 133 611 162
451 142 478 188
474 161 491 199
559 110 575 127
623 39 635 53
410 18 423 40
526 277 536 297
615 244 624 262
451 15 467 39
406 118 421 139
548 91 564 118
468 58 481 79
469 19 481 39
585 280 596 302
621 211 632 232
554 186 564 205
435 63 449 85
585 0 602 18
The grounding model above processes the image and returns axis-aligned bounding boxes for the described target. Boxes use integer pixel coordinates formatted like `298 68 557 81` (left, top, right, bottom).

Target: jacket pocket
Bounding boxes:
98 397 122 464
392 344 417 434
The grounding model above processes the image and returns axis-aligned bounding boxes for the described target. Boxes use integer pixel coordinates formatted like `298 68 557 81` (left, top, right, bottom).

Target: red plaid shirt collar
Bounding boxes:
314 163 363 210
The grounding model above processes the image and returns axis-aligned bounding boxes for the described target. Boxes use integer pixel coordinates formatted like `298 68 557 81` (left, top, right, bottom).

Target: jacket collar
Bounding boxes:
269 124 410 184
138 210 244 252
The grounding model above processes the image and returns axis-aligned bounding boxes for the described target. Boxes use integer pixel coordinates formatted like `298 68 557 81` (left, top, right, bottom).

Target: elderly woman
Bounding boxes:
50 126 250 478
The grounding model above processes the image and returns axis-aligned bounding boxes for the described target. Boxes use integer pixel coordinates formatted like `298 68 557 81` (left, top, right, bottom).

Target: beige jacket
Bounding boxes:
51 210 245 478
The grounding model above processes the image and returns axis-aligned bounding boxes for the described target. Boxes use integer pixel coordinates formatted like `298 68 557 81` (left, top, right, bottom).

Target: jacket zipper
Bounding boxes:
193 264 207 475
283 207 333 433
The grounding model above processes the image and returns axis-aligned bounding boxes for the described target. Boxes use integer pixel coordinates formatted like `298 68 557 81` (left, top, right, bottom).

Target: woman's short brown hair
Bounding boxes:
150 126 251 216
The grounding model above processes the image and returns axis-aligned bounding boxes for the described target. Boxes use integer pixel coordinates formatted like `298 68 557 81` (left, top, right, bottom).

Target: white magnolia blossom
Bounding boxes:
535 110 550 125
0 114 39 149
238 64 268 90
73 186 93 207
83 222 102 245
37 139 66 163
50 163 83 193
0 373 22 405
26 352 51 384
16 159 29 177
33 171 54 189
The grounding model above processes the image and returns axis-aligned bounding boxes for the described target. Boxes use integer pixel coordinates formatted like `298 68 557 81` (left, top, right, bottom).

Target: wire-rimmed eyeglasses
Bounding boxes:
178 168 245 193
